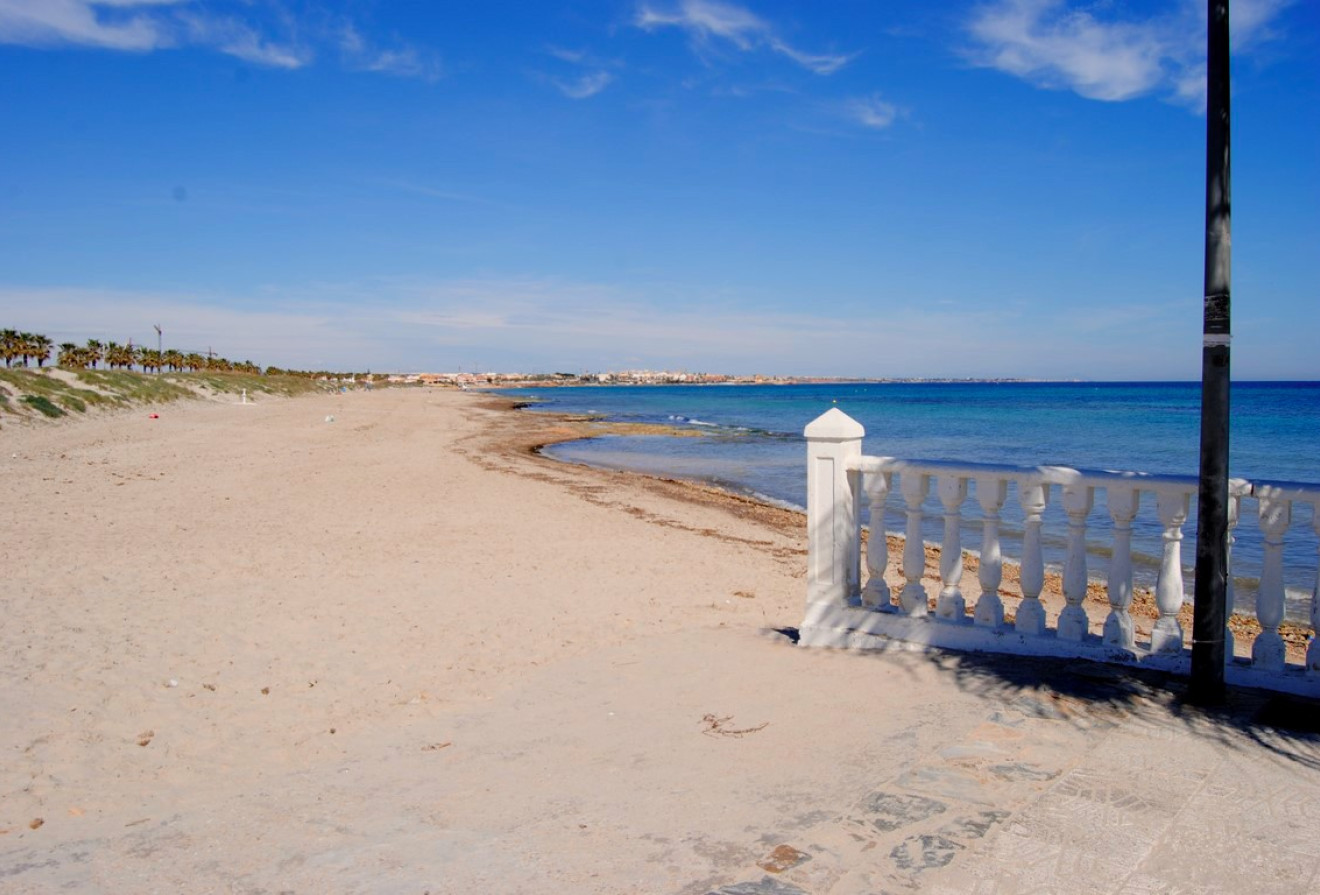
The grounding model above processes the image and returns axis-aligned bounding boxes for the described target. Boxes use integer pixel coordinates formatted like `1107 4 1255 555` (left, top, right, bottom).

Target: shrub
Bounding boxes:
21 395 64 418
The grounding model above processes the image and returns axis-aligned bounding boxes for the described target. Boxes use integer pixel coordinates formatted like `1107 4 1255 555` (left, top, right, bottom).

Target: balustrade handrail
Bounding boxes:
802 408 1319 695
849 455 1259 497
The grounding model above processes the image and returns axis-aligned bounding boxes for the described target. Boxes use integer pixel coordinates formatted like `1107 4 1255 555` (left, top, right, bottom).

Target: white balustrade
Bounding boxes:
1224 492 1240 662
974 477 1007 629
803 409 864 613
861 471 892 609
1104 486 1139 648
936 476 969 621
803 409 1320 696
1058 480 1095 641
899 472 930 616
1151 490 1190 654
1015 478 1049 637
1253 486 1291 671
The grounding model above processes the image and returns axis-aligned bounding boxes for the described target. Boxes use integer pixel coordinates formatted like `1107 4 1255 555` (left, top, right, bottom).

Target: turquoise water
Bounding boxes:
502 382 1320 621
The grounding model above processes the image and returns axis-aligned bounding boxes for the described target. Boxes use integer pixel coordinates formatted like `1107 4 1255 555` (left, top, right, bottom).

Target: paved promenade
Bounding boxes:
691 645 1320 895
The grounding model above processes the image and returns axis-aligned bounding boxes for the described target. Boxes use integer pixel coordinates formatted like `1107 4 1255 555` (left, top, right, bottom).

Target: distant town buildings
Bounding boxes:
385 370 795 387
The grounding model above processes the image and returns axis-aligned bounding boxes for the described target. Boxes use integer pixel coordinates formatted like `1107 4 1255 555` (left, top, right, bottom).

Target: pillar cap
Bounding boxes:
804 407 865 440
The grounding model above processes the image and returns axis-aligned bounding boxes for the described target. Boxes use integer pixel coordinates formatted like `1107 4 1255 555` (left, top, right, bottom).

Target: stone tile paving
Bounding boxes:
700 657 1320 895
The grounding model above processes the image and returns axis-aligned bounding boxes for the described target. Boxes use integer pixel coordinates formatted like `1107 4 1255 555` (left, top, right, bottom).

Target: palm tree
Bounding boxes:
31 334 53 368
16 331 38 367
104 341 132 370
184 352 204 371
85 339 103 370
163 348 184 372
1 329 19 367
58 342 83 368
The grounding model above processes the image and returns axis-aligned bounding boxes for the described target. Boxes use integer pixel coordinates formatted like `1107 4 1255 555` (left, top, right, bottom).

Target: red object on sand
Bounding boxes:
148 413 159 419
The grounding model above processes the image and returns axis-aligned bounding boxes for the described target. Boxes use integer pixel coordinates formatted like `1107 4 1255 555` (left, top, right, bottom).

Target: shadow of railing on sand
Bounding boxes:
770 626 1320 772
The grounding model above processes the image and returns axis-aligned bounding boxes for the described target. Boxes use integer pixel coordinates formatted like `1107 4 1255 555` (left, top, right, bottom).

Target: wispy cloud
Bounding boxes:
539 44 617 100
0 0 181 51
553 70 614 99
842 94 901 130
0 0 439 79
338 23 441 81
178 10 309 69
636 0 854 75
964 0 1292 107
546 45 587 65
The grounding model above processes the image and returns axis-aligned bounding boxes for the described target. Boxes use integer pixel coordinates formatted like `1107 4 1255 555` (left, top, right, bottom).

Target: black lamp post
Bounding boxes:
1190 0 1232 705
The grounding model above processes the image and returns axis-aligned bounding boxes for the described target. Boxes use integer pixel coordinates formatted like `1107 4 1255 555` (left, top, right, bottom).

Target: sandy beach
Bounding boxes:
3 388 1318 894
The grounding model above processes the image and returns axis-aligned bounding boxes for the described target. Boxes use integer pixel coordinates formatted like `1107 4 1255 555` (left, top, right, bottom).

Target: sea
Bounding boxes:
499 381 1320 622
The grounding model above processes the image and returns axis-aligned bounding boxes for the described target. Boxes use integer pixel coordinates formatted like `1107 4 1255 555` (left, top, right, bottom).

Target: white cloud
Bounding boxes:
540 44 618 100
553 70 613 99
338 23 440 81
0 0 181 51
965 0 1292 107
546 45 587 65
966 0 1170 101
636 0 853 75
179 11 309 69
0 0 440 79
843 94 900 130
768 40 851 76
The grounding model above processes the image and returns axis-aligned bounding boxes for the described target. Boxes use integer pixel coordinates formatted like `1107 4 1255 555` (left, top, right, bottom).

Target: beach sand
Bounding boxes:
2 388 1316 893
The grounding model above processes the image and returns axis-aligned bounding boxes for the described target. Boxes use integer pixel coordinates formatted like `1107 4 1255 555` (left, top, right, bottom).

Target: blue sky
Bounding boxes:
0 0 1315 377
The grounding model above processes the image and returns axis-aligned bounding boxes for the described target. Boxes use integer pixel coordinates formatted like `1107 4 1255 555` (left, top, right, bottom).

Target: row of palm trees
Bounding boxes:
0 330 54 368
2 330 260 375
2 329 380 381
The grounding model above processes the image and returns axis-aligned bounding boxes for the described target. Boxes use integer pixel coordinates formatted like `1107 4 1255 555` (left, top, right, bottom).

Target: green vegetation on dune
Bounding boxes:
72 368 195 403
0 368 342 426
0 369 112 413
20 394 65 418
1 326 380 430
177 371 332 398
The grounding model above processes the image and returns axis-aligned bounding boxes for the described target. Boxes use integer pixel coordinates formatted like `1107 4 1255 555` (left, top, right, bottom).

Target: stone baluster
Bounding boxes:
1151 490 1190 654
1224 492 1240 664
899 472 930 616
1252 487 1290 671
861 471 893 609
1308 499 1320 674
1057 482 1095 641
1103 486 1139 648
974 477 1008 628
936 475 969 621
1015 478 1049 636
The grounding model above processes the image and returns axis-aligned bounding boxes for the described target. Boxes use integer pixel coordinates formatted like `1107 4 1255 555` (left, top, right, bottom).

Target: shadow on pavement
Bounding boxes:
772 626 1320 771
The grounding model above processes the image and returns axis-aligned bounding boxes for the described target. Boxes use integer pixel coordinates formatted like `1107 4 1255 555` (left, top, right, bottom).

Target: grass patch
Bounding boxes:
169 372 335 398
1 368 64 398
21 394 65 418
75 369 193 403
0 367 342 422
